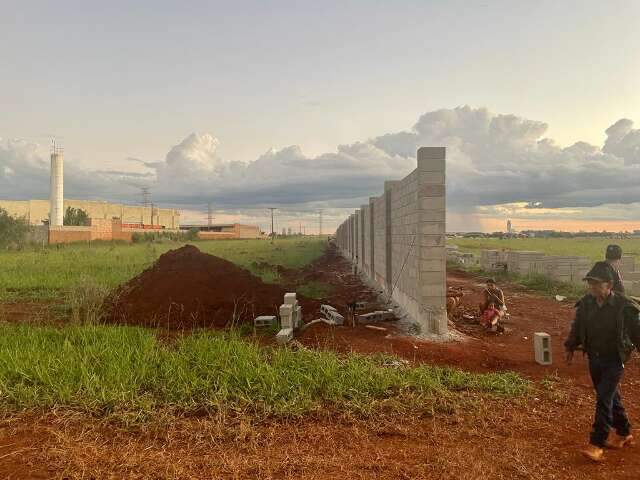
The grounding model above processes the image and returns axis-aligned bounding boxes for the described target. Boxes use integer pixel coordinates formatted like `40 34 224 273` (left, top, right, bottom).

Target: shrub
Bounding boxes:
0 208 31 249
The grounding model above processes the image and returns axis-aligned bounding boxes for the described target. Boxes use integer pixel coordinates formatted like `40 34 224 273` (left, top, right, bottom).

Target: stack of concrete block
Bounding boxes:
546 256 591 284
621 255 636 275
506 251 545 276
626 271 640 282
276 292 302 345
625 270 640 296
480 250 503 271
281 293 302 330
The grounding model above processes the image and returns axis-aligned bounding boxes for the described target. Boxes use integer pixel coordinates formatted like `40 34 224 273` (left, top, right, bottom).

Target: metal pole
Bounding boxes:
269 208 276 243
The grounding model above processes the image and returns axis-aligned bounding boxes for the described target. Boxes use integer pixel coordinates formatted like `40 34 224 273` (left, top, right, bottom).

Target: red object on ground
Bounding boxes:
105 245 287 329
480 307 499 328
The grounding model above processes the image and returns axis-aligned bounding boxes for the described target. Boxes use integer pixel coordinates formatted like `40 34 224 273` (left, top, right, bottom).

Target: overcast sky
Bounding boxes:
1 0 639 232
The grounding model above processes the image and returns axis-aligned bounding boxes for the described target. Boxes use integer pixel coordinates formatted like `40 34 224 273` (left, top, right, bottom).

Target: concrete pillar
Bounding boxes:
354 210 359 264
350 214 356 260
417 147 447 335
369 197 375 280
383 181 399 293
360 205 366 272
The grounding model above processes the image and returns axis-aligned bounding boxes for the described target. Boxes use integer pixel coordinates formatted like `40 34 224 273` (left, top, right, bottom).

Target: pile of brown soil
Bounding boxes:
106 245 286 329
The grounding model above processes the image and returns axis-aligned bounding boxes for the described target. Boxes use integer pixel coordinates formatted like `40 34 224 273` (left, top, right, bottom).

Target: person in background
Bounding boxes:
564 261 640 462
604 244 625 295
479 278 506 331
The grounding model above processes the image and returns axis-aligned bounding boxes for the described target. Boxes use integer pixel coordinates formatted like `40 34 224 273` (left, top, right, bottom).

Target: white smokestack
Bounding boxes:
49 147 64 226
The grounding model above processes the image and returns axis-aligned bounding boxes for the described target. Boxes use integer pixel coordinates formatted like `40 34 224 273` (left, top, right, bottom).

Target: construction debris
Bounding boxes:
364 325 387 332
357 310 394 323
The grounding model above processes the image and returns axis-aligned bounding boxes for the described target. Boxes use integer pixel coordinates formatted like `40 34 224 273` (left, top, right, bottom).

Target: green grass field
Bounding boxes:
448 237 640 261
0 236 531 420
0 324 528 417
0 238 326 301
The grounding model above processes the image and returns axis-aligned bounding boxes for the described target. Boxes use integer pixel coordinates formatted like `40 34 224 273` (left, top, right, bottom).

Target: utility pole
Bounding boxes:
319 209 323 237
207 202 213 230
140 187 151 226
269 208 277 243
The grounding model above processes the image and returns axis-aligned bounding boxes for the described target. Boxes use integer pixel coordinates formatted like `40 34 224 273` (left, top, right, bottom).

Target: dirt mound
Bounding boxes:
106 245 286 329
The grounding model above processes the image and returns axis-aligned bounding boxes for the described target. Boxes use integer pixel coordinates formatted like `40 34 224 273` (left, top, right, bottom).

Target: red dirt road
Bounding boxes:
3 246 640 479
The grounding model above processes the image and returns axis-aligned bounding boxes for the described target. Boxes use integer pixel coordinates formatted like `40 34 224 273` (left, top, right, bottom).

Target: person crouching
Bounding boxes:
479 278 506 332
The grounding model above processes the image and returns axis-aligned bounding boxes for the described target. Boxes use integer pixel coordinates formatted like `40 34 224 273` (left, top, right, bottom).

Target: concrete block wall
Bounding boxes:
362 204 372 277
335 147 447 335
478 250 592 285
372 192 388 289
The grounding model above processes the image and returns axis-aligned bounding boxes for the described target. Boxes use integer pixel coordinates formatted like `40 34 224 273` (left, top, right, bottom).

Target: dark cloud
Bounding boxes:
2 107 640 213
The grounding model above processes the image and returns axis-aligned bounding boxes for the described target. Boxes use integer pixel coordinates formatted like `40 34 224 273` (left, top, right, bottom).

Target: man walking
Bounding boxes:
564 261 640 462
604 244 625 294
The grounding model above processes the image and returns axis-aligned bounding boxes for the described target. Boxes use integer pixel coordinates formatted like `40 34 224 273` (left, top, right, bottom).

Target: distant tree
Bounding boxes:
0 208 31 248
186 228 200 241
64 207 90 226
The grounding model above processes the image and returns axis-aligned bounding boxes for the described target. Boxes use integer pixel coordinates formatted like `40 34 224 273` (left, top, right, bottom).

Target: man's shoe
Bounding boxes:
606 434 633 449
581 444 605 462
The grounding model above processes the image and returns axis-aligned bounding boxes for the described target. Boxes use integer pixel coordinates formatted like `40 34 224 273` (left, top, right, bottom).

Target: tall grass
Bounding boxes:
0 238 326 301
0 324 528 417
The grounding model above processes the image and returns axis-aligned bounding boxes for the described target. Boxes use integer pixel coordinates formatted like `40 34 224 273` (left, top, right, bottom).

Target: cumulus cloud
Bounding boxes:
603 119 640 165
2 106 640 220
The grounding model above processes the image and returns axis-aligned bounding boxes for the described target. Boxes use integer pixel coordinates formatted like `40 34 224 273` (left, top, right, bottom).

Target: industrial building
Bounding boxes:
180 223 263 239
0 146 182 244
0 199 181 230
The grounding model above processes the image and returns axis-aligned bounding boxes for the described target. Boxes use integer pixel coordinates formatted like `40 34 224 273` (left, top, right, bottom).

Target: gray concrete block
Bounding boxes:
357 310 394 323
320 304 337 317
280 304 293 329
284 293 297 305
254 315 277 328
325 310 345 325
276 328 294 345
534 332 552 365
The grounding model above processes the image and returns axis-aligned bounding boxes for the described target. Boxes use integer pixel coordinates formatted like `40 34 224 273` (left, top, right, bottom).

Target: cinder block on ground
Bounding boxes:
254 315 276 328
325 310 345 325
320 304 337 316
276 328 293 345
357 310 394 323
534 332 552 365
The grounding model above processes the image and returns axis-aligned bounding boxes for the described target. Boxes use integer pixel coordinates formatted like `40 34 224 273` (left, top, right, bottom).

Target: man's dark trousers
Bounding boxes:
589 354 631 446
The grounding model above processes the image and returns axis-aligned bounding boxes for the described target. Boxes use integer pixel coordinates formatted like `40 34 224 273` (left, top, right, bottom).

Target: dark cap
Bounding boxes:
583 261 614 283
486 278 496 284
606 244 622 260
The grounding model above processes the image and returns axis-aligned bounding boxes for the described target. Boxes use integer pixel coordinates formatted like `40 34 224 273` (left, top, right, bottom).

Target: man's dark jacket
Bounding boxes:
564 293 640 364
